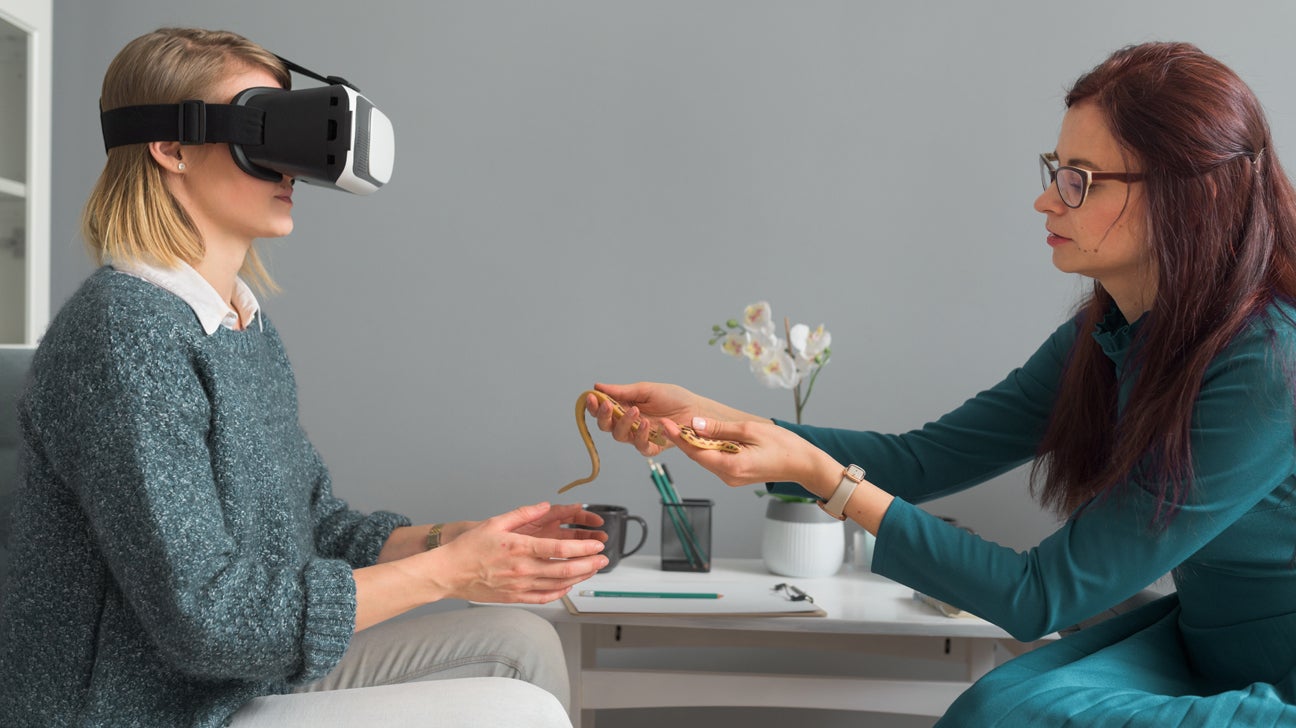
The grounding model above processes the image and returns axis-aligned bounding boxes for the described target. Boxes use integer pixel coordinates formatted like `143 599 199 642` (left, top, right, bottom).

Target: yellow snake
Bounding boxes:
559 390 742 493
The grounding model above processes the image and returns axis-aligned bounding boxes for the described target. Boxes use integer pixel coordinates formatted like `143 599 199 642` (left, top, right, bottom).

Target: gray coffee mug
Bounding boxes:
582 504 648 573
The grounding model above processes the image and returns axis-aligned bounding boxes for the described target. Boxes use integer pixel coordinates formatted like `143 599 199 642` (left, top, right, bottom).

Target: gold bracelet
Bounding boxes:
425 523 444 550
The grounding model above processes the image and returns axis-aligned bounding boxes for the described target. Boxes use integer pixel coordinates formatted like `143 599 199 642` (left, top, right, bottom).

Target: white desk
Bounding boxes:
518 556 1052 727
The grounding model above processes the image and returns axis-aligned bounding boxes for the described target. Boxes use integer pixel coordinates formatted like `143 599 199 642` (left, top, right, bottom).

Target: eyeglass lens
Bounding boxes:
1040 156 1087 208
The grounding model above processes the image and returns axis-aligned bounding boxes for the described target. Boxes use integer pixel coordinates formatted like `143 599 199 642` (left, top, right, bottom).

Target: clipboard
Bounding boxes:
913 591 978 619
562 581 826 617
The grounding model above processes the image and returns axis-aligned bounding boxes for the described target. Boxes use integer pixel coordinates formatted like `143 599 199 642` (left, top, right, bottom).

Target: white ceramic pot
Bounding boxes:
849 526 877 571
760 499 845 578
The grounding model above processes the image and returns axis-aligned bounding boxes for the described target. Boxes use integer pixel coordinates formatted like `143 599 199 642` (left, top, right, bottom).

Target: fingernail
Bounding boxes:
693 417 707 432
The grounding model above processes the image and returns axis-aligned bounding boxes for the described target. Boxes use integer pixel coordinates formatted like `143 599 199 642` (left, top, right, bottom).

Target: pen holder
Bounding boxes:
660 498 712 572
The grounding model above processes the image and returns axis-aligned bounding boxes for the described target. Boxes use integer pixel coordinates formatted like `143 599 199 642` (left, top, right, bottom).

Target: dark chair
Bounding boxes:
0 345 36 594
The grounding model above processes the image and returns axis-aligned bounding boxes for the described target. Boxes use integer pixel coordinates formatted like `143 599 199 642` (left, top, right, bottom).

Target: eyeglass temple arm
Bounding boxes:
1043 153 1143 182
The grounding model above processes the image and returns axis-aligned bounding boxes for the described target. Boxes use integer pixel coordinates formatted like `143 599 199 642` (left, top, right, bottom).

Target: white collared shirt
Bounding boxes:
111 258 262 336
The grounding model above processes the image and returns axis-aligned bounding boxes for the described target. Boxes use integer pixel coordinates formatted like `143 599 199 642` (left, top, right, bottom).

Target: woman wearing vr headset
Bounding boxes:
588 42 1296 725
0 27 604 728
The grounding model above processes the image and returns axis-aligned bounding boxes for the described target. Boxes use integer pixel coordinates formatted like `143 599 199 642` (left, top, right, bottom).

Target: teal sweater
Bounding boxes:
0 268 410 727
775 306 1296 688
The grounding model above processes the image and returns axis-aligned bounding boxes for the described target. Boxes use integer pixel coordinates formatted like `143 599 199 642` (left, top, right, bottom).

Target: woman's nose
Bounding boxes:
1034 184 1063 214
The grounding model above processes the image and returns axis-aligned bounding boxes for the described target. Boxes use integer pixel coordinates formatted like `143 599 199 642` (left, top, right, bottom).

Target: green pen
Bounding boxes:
649 459 703 568
655 461 708 566
578 590 723 599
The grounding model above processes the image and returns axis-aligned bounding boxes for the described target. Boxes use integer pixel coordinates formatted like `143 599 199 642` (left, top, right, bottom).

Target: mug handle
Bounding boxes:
623 515 649 557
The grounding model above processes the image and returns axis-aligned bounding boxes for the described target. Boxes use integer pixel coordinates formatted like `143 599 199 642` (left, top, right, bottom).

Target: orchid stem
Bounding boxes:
784 316 804 424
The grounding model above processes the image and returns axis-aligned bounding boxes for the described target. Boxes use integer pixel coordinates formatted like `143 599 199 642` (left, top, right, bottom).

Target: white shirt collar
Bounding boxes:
111 258 262 336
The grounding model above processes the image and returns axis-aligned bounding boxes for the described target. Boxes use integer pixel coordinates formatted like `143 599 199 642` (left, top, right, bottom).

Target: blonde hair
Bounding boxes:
81 27 290 291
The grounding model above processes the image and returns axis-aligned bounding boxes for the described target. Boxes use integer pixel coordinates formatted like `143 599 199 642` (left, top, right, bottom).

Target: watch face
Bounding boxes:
846 464 865 482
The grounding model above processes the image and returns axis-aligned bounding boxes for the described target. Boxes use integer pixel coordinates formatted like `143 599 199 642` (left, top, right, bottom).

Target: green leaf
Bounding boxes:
754 491 820 504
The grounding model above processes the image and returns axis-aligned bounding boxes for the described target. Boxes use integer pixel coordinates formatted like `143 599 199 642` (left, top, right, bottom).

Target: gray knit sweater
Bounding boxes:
0 267 410 726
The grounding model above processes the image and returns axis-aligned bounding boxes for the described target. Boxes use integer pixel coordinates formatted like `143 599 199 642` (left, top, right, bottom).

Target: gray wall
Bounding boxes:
43 4 1296 724
49 0 1296 559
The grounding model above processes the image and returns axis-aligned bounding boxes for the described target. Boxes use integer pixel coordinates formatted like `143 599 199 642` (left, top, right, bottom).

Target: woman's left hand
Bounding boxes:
379 505 604 563
659 417 841 496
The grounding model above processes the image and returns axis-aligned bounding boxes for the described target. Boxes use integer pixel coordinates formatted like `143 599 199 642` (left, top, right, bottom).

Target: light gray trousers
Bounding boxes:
228 606 572 727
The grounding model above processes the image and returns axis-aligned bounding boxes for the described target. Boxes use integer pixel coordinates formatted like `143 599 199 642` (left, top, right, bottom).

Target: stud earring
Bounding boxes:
177 162 186 171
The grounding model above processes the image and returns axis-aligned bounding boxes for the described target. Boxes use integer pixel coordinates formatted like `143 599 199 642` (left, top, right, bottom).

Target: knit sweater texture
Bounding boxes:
0 267 410 727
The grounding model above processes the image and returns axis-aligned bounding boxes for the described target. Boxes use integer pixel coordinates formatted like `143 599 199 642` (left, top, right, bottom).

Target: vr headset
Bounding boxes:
99 56 394 195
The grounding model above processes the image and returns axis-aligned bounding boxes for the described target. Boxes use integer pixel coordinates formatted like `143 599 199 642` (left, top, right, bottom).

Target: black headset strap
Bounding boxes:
99 101 265 151
99 54 352 152
275 54 356 90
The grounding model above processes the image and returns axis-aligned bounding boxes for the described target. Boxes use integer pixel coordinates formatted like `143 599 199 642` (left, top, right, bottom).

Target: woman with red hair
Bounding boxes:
592 42 1296 725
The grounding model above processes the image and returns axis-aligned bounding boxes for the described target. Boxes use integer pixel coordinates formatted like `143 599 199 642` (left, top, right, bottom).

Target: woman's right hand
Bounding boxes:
354 503 607 631
424 502 608 605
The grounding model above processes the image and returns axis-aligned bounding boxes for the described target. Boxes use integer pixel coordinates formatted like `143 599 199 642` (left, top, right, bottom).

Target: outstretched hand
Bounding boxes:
585 382 699 456
434 502 608 604
587 382 762 456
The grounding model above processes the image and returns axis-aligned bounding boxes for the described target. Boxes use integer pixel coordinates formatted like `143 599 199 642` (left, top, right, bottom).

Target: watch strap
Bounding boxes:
819 464 865 521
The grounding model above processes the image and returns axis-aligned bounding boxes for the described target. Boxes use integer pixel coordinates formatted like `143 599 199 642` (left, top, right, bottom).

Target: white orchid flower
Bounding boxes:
741 301 776 338
789 324 811 359
752 349 799 389
709 301 833 424
790 323 831 364
741 332 780 362
720 332 747 358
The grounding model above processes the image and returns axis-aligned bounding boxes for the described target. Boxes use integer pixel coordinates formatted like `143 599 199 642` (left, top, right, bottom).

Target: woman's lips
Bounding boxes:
1047 233 1071 247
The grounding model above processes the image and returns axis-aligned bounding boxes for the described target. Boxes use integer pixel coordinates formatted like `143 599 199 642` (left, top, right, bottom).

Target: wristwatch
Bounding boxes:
819 464 865 521
425 523 444 550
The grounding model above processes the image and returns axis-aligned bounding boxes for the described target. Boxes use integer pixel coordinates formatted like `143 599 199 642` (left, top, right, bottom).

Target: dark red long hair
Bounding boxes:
1032 42 1296 524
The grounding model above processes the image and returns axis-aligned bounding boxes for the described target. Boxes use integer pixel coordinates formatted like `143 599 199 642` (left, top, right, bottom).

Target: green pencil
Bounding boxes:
578 590 723 599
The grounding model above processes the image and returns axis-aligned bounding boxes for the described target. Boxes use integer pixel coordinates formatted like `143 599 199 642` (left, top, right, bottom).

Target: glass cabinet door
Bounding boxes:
0 17 27 343
0 0 49 345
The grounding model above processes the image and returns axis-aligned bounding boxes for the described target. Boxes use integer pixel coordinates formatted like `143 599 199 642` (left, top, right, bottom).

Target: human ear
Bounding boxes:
148 141 185 173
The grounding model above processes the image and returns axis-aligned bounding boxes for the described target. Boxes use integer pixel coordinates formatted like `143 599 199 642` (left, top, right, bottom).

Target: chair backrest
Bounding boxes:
0 346 36 594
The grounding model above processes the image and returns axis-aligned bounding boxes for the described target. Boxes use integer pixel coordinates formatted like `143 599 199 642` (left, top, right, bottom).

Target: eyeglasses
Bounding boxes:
773 583 814 603
1040 152 1145 209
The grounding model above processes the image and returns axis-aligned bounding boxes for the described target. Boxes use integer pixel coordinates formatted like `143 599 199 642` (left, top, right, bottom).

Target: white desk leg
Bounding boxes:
556 622 596 728
966 639 996 681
